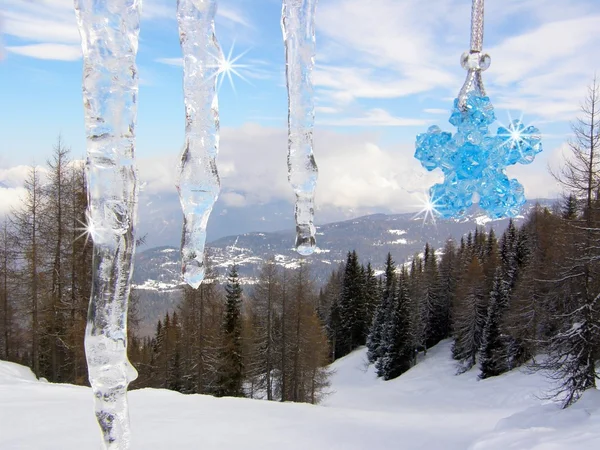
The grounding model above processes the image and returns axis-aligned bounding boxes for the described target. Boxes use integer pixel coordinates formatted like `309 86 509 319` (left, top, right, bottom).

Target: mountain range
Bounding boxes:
131 200 553 336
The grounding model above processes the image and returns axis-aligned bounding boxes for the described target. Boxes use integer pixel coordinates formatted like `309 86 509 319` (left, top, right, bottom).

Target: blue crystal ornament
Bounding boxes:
414 1 542 219
415 93 542 219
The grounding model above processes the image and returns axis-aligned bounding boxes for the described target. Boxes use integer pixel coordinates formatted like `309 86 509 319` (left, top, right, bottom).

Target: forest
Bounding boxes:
1 82 600 408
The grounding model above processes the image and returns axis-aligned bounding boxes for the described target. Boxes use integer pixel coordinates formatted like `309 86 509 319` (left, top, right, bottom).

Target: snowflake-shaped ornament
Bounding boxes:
415 93 542 219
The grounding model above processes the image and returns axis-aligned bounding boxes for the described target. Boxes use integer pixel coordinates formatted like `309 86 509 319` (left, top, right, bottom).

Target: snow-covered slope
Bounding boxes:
1 340 599 449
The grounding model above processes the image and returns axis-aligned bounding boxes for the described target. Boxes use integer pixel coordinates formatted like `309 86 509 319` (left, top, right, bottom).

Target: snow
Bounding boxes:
134 280 180 291
388 229 407 235
474 215 492 225
2 340 600 449
0 360 38 384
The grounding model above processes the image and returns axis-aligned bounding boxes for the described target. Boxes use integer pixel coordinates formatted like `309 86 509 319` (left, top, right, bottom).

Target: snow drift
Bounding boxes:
1 340 599 449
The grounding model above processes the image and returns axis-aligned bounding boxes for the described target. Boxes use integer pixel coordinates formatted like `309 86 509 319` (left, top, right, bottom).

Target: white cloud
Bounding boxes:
0 186 26 218
0 164 46 219
7 43 81 61
221 192 247 207
2 0 253 62
315 106 340 115
217 5 252 29
1 123 565 225
3 11 79 44
154 57 182 67
318 109 427 127
424 109 448 115
315 0 600 124
134 124 441 213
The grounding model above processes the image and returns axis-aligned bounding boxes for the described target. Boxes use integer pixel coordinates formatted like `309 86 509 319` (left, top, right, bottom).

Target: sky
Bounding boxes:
1 0 600 240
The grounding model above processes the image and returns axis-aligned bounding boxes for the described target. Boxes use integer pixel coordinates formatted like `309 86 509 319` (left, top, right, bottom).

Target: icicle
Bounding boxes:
282 0 319 256
176 0 223 288
74 1 140 448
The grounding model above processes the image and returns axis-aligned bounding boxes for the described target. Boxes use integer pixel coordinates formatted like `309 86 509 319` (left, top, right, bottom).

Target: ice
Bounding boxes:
74 0 141 448
282 0 319 256
176 0 223 289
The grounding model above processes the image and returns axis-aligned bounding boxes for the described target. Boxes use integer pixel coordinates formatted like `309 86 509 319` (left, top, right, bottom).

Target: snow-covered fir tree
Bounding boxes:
376 267 412 380
366 253 396 364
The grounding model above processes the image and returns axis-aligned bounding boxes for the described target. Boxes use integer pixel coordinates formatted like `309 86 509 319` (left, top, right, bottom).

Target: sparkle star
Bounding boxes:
208 42 252 93
74 213 96 245
411 191 442 226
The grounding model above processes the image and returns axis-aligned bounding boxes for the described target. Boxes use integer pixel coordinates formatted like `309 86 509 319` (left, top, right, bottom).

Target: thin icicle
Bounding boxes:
74 0 141 448
176 0 223 288
282 0 319 256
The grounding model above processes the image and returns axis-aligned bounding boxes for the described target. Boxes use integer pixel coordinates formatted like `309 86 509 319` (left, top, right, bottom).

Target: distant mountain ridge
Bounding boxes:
133 199 554 291
131 200 554 336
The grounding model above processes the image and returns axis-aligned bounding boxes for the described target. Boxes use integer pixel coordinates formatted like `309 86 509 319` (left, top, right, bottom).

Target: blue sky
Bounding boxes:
2 0 600 233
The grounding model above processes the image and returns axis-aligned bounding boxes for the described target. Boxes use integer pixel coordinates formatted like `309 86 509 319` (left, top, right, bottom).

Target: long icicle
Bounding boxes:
282 0 319 256
177 0 222 288
74 0 141 448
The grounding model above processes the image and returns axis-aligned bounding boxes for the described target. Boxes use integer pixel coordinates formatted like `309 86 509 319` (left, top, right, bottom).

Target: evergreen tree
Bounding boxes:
364 262 379 330
216 265 244 397
452 256 487 373
479 269 509 378
337 250 366 357
376 267 412 380
436 239 457 342
366 253 395 364
408 254 424 357
420 243 442 349
166 312 184 392
321 265 344 360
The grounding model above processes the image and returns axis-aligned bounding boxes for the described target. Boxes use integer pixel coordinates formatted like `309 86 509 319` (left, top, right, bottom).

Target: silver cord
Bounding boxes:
470 0 484 53
458 0 488 110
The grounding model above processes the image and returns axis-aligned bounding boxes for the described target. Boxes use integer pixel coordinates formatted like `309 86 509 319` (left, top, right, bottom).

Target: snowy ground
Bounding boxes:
1 340 599 449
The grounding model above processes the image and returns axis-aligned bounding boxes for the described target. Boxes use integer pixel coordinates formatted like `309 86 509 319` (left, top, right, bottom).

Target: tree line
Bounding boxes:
0 138 332 404
0 138 92 384
317 79 600 407
129 261 331 404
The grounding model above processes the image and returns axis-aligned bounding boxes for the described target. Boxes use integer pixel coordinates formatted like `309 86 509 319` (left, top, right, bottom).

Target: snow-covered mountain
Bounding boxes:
2 340 599 449
134 200 551 287
131 201 551 335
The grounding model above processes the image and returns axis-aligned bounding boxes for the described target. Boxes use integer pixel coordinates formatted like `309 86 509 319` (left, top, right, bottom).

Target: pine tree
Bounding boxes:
437 239 457 343
366 253 395 364
408 254 424 356
420 243 442 349
452 256 487 373
164 311 182 392
363 262 379 330
337 250 366 358
376 267 412 380
216 265 244 397
479 269 509 378
323 266 343 360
